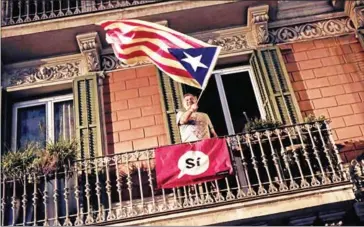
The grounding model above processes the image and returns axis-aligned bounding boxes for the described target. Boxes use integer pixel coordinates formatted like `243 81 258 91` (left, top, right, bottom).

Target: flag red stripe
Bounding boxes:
107 28 180 48
122 20 202 48
102 20 202 48
115 50 193 78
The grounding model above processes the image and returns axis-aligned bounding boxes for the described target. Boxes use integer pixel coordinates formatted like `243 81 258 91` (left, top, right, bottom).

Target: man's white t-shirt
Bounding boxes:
176 111 214 143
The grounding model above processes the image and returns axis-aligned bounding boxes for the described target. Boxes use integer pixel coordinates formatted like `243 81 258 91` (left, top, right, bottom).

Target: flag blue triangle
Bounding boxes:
168 47 219 87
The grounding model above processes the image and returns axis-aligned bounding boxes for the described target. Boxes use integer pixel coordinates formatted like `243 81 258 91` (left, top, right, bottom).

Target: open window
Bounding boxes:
158 46 302 143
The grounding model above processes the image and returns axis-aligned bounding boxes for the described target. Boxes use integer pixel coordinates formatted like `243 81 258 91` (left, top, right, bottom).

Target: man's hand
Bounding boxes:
190 103 198 112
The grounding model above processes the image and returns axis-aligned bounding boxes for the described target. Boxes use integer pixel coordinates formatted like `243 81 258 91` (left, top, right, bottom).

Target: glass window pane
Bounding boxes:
221 71 261 133
17 105 46 149
54 100 74 142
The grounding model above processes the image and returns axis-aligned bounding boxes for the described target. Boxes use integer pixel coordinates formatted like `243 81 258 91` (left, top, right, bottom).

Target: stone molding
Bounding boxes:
269 17 355 44
345 0 364 29
101 55 151 71
76 32 102 72
2 60 82 88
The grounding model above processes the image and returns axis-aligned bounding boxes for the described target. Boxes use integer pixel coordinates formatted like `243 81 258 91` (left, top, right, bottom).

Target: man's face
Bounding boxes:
183 95 197 110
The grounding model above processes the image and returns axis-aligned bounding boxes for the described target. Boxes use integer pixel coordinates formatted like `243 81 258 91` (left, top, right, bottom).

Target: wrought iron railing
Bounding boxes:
1 0 162 27
0 121 349 226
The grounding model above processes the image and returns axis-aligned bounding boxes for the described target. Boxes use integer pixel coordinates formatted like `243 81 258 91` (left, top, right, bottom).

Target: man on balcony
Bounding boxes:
177 93 218 142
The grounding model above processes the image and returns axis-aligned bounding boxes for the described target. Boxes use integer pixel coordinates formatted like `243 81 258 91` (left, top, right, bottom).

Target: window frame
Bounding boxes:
11 94 73 151
212 65 267 135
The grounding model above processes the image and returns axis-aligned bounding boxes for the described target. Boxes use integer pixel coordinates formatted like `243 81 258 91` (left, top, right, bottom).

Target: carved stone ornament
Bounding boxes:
76 32 102 72
249 5 269 45
207 35 250 52
269 17 355 44
101 55 150 71
345 0 364 29
86 51 101 72
3 62 80 87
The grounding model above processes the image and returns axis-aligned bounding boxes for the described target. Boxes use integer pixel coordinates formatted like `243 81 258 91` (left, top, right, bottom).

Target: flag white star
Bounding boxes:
181 52 208 72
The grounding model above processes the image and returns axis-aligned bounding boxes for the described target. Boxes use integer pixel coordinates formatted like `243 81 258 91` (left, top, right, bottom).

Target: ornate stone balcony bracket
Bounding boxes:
248 5 270 46
345 0 364 30
77 32 102 72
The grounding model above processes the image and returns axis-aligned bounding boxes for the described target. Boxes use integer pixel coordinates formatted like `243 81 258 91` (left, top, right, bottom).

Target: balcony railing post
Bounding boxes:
73 162 83 226
296 125 321 187
1 0 8 26
63 165 72 226
315 122 342 183
306 124 331 185
125 153 137 217
114 155 126 219
33 0 40 21
246 134 267 195
95 159 105 223
24 0 31 22
256 131 278 194
147 149 158 213
286 127 310 188
11 177 16 226
236 135 256 196
324 120 348 180
84 160 94 225
22 174 28 226
1 176 6 226
105 157 116 221
276 129 300 190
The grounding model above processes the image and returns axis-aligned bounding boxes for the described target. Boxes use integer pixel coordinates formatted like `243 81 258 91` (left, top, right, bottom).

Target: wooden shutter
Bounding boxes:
358 29 364 50
250 46 302 125
157 71 184 144
73 73 103 159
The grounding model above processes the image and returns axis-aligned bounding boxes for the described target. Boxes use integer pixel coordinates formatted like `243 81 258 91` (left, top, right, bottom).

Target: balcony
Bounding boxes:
1 121 352 226
1 0 162 27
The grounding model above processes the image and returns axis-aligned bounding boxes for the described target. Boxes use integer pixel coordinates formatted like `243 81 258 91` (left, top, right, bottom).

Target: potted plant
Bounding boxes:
31 139 78 226
1 143 39 225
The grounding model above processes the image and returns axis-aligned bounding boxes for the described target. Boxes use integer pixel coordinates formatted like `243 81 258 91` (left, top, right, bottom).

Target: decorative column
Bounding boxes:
248 5 269 46
76 32 102 72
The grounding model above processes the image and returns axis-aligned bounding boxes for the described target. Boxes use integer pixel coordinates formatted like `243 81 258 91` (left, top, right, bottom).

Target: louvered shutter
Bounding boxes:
73 73 103 159
250 46 302 125
358 29 364 49
157 71 184 144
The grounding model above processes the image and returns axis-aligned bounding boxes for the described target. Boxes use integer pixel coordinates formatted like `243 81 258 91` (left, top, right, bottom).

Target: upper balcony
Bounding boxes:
1 0 163 27
1 121 355 226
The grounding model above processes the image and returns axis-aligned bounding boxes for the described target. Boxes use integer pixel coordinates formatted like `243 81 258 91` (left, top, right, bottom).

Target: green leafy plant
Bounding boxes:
32 139 78 176
1 143 38 178
244 118 283 133
303 114 327 123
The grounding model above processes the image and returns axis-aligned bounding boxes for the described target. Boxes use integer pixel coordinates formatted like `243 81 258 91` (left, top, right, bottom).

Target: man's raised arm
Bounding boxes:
178 103 198 125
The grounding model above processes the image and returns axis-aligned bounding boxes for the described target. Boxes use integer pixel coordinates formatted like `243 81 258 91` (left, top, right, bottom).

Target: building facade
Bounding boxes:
1 0 364 226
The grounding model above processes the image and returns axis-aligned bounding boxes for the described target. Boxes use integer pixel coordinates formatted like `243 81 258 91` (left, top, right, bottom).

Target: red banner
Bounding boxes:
155 138 233 189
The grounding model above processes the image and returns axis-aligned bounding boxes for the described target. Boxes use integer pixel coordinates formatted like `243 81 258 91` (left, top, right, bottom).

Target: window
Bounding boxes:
182 66 265 135
12 94 74 150
158 46 302 144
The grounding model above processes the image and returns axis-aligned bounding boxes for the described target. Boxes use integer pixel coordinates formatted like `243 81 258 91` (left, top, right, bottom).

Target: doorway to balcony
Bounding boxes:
182 65 266 136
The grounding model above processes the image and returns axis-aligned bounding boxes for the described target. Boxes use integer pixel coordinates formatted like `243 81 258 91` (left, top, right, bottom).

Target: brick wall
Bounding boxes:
280 34 364 162
103 65 169 154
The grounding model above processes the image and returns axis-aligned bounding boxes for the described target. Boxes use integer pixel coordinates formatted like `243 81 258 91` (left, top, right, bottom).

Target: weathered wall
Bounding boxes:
280 34 364 161
103 65 168 154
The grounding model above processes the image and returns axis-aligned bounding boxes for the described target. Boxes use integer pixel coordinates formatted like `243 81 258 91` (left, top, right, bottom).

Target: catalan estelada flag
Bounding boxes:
98 19 221 89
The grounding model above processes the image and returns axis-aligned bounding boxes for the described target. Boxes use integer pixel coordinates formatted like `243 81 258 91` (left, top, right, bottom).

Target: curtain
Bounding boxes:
54 100 74 142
